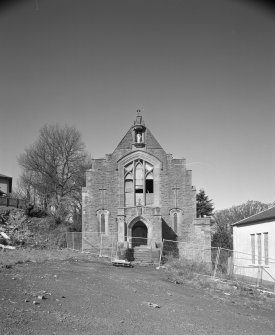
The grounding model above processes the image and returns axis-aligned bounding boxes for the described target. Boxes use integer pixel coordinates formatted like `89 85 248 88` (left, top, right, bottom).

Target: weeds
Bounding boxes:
164 257 211 280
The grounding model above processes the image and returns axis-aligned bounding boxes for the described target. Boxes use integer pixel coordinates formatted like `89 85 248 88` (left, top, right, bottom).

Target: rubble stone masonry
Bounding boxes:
82 113 210 261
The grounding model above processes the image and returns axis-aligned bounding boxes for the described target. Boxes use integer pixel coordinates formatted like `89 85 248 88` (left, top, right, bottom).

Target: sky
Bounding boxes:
0 0 274 210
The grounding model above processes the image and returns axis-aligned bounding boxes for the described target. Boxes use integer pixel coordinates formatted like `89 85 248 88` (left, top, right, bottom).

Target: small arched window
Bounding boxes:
173 213 178 234
100 213 105 234
97 210 109 235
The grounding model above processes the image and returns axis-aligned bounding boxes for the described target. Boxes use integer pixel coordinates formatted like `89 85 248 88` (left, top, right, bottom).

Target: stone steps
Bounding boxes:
133 246 153 264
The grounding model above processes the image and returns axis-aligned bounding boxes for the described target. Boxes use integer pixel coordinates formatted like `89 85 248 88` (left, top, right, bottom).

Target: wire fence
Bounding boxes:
160 239 275 291
65 233 161 264
65 234 275 291
66 232 118 257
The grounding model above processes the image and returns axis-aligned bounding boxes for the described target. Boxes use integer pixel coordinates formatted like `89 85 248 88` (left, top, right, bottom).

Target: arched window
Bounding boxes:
124 160 154 206
125 162 134 207
100 213 105 233
96 210 109 235
173 213 178 234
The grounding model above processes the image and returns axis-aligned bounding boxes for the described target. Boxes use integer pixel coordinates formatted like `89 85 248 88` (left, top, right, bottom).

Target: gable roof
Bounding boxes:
113 114 164 152
232 205 275 226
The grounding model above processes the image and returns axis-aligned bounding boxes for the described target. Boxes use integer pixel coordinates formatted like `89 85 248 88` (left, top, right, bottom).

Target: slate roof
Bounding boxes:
232 206 275 226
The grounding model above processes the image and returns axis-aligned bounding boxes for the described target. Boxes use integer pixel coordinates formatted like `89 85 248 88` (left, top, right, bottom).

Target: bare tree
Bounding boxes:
18 124 91 222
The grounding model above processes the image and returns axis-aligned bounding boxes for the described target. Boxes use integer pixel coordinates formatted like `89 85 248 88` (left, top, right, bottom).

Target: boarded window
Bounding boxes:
125 172 133 206
135 163 143 190
251 234 255 264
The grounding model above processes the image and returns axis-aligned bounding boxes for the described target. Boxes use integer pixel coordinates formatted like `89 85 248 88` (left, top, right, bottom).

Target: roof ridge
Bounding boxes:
232 205 275 226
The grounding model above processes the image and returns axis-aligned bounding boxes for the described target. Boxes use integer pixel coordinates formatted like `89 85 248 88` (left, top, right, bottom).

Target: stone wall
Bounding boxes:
82 115 211 255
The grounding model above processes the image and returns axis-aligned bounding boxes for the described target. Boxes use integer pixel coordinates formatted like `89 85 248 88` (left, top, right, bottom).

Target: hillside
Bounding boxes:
0 207 67 249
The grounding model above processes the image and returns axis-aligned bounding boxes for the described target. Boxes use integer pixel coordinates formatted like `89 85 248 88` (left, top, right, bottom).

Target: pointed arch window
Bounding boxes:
100 214 105 233
97 210 109 234
173 213 178 234
125 162 134 207
124 160 154 206
170 209 183 236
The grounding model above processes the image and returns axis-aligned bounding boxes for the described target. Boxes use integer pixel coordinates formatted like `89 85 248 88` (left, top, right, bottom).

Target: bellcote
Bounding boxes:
132 110 146 148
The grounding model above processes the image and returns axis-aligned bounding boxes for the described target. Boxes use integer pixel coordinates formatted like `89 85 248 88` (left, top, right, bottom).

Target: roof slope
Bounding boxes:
232 205 275 226
145 128 163 149
115 128 133 150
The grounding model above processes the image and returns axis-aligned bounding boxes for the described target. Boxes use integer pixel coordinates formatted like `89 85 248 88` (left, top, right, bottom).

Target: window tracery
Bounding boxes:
124 160 154 206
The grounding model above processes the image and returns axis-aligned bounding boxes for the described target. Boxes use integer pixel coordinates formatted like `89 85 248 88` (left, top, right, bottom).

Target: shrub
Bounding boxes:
124 248 135 261
25 204 47 218
67 214 82 232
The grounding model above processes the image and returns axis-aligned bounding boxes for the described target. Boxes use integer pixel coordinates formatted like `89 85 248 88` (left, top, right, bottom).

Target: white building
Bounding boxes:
232 206 275 286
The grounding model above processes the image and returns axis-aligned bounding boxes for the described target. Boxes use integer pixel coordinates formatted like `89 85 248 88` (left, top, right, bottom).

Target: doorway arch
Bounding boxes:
132 221 147 247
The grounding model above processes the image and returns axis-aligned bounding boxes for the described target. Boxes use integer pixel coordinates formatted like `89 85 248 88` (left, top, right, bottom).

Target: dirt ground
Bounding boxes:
0 255 275 335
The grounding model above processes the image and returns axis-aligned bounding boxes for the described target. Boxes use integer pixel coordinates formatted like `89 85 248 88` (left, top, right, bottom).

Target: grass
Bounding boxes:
164 256 212 280
163 257 275 305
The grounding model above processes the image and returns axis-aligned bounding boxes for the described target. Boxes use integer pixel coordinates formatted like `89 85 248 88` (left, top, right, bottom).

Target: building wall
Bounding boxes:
0 177 12 195
233 220 275 283
82 116 211 256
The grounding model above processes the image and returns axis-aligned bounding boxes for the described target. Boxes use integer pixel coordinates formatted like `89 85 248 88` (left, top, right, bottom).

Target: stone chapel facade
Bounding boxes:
82 112 211 254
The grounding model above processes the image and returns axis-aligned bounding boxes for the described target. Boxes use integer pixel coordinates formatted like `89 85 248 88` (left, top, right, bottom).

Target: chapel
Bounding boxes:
82 111 210 255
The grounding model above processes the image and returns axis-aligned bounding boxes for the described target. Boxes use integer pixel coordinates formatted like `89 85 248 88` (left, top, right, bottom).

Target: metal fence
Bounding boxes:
65 233 161 263
0 197 27 208
66 232 118 258
65 234 275 291
160 239 275 291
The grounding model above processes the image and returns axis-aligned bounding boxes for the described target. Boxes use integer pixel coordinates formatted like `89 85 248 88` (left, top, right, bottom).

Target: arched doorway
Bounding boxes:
132 221 147 247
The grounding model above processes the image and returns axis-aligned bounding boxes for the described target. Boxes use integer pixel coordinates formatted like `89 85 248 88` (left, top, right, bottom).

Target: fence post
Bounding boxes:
72 232 75 250
158 239 164 268
213 247 221 279
256 266 264 287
